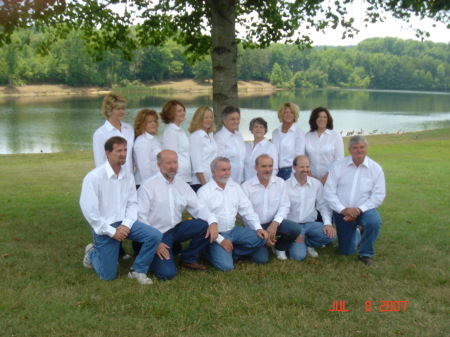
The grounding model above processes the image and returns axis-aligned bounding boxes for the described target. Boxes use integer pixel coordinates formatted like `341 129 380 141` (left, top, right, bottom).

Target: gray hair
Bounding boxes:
255 154 273 166
249 117 268 134
348 135 368 149
210 156 230 171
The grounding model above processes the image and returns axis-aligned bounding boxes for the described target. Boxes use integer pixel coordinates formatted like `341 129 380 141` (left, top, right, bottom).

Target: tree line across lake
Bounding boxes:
1 30 448 91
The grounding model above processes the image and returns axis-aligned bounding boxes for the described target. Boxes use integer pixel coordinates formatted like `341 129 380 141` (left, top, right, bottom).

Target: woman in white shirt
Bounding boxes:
93 93 134 173
188 106 218 192
133 109 161 187
160 100 191 183
305 107 344 184
214 106 246 183
271 102 305 180
244 117 278 181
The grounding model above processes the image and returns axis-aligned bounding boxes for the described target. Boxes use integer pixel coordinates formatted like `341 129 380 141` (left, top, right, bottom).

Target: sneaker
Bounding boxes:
128 271 153 285
122 254 132 260
307 247 319 258
272 247 287 260
358 256 375 266
83 243 94 269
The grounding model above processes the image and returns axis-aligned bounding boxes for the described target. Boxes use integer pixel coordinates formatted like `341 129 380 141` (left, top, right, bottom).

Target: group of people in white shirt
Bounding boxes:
80 93 386 285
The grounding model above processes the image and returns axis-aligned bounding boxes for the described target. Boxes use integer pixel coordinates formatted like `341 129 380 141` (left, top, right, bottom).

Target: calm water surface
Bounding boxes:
1 89 449 154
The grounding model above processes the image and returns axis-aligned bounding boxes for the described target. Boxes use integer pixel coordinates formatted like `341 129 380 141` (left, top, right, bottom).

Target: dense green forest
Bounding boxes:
0 30 448 91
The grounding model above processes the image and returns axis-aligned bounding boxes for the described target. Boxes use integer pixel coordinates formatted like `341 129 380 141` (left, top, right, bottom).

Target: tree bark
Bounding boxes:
209 0 238 122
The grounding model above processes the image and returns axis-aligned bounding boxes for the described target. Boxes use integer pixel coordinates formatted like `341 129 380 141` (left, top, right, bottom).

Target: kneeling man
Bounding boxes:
80 136 162 285
198 157 269 271
324 135 385 265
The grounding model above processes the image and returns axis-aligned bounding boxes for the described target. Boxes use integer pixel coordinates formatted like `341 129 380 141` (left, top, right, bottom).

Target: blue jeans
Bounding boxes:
288 221 337 261
151 219 209 280
277 167 293 181
261 219 302 251
334 209 382 257
204 227 268 271
89 221 162 281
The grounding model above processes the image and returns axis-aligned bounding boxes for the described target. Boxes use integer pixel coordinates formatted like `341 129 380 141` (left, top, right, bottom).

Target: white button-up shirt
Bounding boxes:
305 129 344 179
241 175 290 225
214 127 246 183
324 156 386 214
93 120 134 173
189 129 218 185
162 123 191 183
243 138 279 181
286 175 332 225
133 132 161 185
197 179 262 243
272 124 305 169
137 172 217 234
80 161 138 238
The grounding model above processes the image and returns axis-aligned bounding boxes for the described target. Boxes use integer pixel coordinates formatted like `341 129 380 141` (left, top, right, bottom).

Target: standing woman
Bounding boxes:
272 102 305 180
160 100 191 183
244 117 279 181
133 109 161 187
214 106 246 184
93 93 134 173
188 106 218 192
305 107 344 184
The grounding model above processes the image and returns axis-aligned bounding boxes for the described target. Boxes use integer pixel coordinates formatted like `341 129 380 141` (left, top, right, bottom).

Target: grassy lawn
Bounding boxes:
1 128 449 336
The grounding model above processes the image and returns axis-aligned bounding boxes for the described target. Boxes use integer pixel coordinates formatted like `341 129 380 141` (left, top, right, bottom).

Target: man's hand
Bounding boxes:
341 208 361 221
219 239 233 252
256 229 269 240
112 224 130 241
155 243 171 260
294 234 303 243
323 225 336 239
206 223 219 243
266 222 278 242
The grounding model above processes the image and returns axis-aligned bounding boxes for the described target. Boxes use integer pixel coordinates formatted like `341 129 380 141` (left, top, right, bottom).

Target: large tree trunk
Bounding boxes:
209 0 238 121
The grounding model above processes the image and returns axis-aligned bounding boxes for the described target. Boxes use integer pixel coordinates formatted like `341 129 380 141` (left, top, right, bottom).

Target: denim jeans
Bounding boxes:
151 219 209 280
277 167 293 181
261 219 302 251
334 208 382 257
288 221 337 261
89 221 162 281
204 226 268 271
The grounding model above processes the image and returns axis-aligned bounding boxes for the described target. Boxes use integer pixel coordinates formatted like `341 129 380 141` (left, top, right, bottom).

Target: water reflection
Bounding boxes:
0 89 449 154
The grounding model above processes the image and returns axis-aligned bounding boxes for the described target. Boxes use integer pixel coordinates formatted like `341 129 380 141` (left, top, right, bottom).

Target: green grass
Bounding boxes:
1 129 449 336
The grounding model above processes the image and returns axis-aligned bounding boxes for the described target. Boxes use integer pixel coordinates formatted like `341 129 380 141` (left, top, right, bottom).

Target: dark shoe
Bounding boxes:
180 261 207 271
359 256 375 266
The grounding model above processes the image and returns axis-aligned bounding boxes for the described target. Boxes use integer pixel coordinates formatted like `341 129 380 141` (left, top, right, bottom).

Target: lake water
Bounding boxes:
1 88 449 154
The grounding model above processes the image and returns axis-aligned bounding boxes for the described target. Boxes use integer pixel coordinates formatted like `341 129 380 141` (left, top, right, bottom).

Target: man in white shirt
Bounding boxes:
137 150 219 280
324 135 385 266
197 157 269 271
241 154 302 260
286 155 337 260
80 136 162 285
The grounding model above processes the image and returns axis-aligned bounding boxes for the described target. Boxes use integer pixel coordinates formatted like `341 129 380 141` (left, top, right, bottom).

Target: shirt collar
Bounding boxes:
251 174 276 187
279 124 299 133
345 155 369 168
289 174 311 187
105 160 124 180
222 126 238 136
168 123 181 131
144 132 155 140
156 171 176 185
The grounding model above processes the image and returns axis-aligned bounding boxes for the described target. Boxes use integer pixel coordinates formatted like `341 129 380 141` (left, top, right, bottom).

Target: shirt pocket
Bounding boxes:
360 178 372 193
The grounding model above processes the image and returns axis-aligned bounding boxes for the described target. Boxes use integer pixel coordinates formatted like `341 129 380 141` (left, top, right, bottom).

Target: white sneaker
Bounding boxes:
128 271 153 285
272 247 288 260
83 243 94 269
307 247 319 258
122 254 132 260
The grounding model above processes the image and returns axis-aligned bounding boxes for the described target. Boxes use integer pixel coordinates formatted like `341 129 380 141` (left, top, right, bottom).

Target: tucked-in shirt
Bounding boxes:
189 129 218 185
241 175 290 225
133 132 161 185
305 129 344 179
137 172 217 234
93 120 134 173
324 156 386 214
214 127 246 183
286 175 332 225
272 124 305 169
162 123 191 183
197 179 262 244
243 138 279 181
80 161 138 238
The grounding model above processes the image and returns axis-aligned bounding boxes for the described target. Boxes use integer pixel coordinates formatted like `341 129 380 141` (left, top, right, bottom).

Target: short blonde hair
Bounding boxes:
160 100 185 124
189 106 216 133
134 109 159 138
101 93 126 119
277 102 300 123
